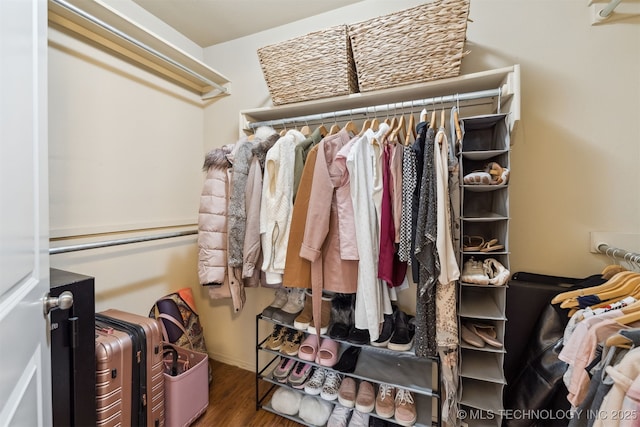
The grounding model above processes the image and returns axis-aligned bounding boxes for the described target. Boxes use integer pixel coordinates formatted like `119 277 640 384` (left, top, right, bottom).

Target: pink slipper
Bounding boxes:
317 338 339 367
298 333 319 362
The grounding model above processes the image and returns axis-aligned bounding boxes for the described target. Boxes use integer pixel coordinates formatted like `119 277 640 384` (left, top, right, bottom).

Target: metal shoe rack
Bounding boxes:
457 113 512 426
255 314 441 426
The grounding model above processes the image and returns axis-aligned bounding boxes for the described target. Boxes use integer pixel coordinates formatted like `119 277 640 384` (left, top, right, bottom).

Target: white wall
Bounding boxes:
201 0 640 369
48 22 204 315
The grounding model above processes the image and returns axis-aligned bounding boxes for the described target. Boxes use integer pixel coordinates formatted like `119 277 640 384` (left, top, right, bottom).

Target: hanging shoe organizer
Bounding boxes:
458 113 512 426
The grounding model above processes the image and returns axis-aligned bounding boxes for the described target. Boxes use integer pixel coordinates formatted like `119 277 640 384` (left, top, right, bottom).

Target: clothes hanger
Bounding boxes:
342 119 358 137
551 271 637 305
605 332 633 349
315 115 328 138
390 114 406 143
559 271 640 309
359 119 371 135
371 109 380 132
383 109 392 127
384 116 398 140
326 113 340 135
578 284 640 317
603 264 627 280
359 107 372 136
430 106 437 129
619 299 640 314
561 272 640 309
300 120 311 137
438 99 446 144
589 273 640 303
453 95 463 143
420 108 428 123
613 303 640 325
404 112 416 146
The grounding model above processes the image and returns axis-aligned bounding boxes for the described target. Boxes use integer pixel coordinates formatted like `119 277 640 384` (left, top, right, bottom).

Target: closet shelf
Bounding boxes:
459 289 507 320
48 0 231 99
240 65 520 134
462 185 509 193
462 150 509 161
459 342 506 354
460 351 507 384
459 379 504 413
461 215 510 222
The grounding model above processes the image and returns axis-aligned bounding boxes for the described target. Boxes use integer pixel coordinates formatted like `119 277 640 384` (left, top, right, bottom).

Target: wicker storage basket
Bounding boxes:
257 25 359 105
348 0 470 92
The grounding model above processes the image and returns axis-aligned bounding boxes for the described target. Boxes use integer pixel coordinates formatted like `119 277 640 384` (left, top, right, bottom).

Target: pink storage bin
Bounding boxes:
163 343 209 427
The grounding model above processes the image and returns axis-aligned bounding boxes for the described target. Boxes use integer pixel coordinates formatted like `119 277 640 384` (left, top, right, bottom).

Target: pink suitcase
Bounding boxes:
97 309 165 427
95 325 134 426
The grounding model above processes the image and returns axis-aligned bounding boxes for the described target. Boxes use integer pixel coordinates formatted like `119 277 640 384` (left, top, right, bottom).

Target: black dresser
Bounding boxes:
50 268 96 427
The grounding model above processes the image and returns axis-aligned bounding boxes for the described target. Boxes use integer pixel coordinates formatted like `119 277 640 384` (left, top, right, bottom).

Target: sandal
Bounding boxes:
480 238 504 252
316 338 340 367
463 235 485 252
461 323 484 347
486 162 510 185
463 170 492 185
298 333 319 362
469 323 502 348
483 258 510 286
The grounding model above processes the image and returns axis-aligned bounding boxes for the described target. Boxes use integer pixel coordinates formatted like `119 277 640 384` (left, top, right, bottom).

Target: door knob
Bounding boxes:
43 291 74 315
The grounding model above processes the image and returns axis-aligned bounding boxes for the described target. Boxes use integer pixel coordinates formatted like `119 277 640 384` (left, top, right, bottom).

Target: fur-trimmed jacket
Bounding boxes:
228 127 278 273
198 143 246 312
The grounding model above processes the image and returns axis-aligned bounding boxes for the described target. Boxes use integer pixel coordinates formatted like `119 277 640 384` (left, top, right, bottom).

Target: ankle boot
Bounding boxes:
294 289 313 330
273 288 306 324
261 287 289 318
328 293 355 340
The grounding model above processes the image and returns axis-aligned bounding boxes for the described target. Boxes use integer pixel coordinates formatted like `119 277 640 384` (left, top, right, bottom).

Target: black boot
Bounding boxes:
328 293 354 340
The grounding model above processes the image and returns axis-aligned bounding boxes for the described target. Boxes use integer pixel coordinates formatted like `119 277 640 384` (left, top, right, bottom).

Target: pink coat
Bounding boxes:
198 144 245 312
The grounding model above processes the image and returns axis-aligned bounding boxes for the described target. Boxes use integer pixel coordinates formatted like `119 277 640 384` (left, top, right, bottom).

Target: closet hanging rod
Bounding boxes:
599 0 623 18
247 88 502 129
49 229 197 255
50 0 228 95
596 243 640 266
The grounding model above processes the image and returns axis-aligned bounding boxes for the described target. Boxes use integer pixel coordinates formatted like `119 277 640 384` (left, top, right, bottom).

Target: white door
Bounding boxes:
0 0 52 426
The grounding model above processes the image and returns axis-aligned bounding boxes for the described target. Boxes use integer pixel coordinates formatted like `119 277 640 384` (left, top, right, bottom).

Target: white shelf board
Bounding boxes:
241 65 520 127
48 0 230 97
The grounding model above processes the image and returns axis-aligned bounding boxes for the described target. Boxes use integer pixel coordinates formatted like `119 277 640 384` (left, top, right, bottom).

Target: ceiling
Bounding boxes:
132 0 363 47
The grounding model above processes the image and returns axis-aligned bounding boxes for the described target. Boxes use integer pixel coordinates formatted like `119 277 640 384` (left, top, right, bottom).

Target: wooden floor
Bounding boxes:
191 360 303 427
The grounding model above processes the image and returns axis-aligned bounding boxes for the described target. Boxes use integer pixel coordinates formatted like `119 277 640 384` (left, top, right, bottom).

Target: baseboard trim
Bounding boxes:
210 352 255 372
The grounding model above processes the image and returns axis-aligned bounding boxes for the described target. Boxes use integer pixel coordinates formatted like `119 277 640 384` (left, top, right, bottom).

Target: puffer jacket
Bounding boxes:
198 143 245 312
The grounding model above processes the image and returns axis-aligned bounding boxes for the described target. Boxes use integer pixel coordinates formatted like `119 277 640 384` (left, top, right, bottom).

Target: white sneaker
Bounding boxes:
304 367 326 395
347 409 370 427
460 257 490 285
321 371 342 401
327 404 352 427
